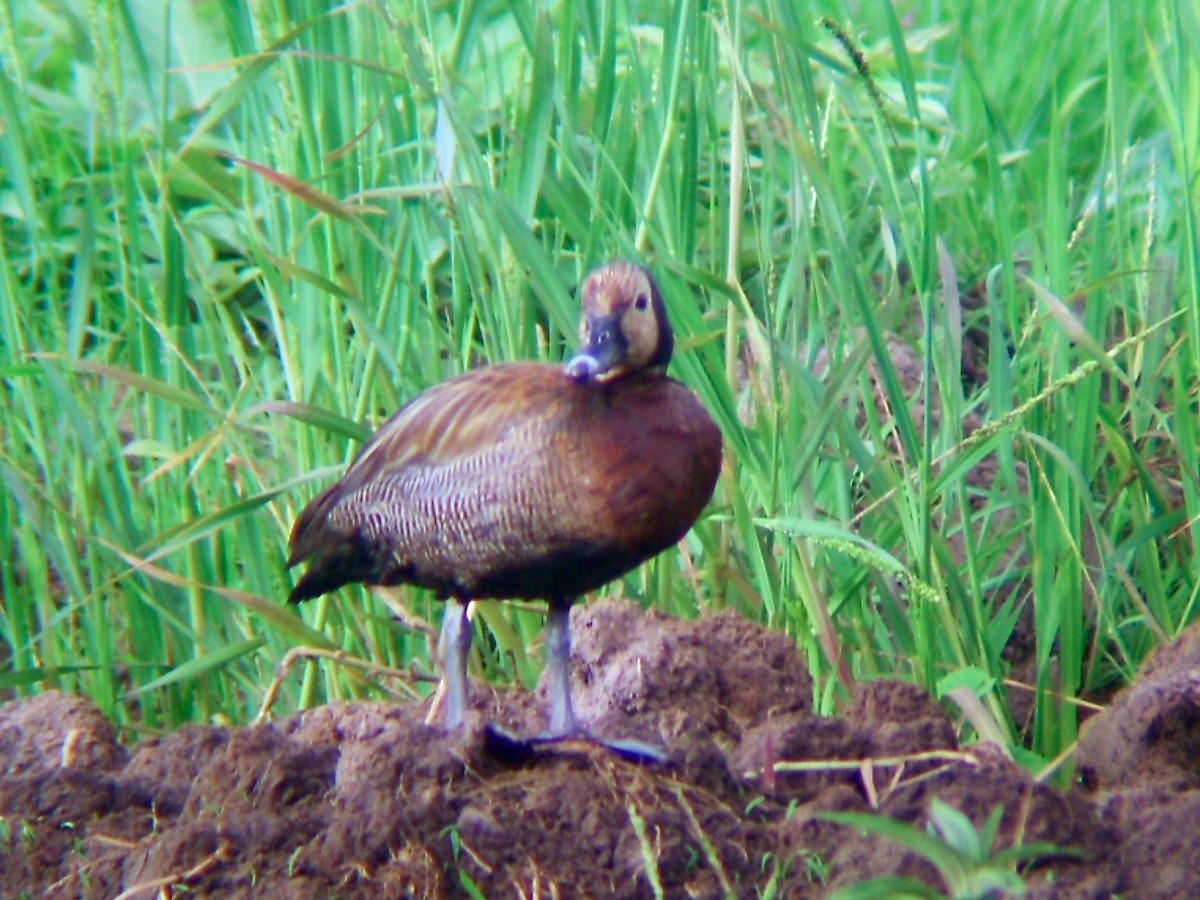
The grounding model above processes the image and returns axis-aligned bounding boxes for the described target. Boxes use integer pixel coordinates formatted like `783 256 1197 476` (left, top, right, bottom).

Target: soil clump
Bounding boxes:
2 599 1196 897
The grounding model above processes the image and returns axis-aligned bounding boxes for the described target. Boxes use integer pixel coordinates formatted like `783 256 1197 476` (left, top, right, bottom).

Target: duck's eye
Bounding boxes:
634 293 649 311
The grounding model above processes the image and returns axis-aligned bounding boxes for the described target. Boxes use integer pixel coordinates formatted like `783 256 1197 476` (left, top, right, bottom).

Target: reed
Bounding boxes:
1 1 1195 772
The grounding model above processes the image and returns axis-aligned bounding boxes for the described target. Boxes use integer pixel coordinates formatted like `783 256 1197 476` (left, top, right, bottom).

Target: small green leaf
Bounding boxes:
127 638 265 698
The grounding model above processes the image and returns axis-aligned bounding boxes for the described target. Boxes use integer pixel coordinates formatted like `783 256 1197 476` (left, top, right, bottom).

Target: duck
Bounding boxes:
286 260 723 743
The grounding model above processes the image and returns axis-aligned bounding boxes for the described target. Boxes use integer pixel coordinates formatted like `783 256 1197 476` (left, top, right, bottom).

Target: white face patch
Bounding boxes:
566 260 678 386
579 264 662 375
618 279 660 370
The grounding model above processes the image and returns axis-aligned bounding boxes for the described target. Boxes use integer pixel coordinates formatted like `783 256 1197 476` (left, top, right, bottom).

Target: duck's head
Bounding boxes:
565 261 674 384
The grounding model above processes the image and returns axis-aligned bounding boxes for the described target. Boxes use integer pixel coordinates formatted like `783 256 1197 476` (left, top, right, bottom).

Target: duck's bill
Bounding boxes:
565 316 625 383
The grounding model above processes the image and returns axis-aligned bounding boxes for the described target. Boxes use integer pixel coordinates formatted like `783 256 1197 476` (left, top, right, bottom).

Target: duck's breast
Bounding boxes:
567 375 723 561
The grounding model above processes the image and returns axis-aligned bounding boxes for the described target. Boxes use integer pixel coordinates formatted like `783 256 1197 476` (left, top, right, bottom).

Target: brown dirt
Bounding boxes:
1 599 1198 898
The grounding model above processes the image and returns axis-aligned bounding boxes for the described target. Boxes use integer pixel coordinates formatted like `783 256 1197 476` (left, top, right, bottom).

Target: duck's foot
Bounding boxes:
482 722 668 765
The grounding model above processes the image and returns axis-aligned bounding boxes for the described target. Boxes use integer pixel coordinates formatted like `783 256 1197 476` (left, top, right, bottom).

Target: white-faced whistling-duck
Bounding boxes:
286 260 723 748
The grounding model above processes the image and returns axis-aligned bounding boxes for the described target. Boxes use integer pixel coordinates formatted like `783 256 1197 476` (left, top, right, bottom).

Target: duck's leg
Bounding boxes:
482 599 666 765
544 600 577 736
439 598 473 728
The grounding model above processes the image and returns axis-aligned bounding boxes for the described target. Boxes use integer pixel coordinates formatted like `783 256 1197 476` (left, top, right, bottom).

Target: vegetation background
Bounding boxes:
1 0 1197 779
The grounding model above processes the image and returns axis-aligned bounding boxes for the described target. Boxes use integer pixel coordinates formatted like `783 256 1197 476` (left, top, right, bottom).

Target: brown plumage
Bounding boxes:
287 260 722 738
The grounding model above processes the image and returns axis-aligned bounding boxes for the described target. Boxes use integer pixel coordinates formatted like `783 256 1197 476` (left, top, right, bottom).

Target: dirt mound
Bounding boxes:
1075 626 1200 897
1 599 1197 897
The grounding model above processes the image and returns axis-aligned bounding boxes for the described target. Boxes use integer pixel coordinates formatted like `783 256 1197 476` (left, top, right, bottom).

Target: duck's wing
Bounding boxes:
286 363 570 576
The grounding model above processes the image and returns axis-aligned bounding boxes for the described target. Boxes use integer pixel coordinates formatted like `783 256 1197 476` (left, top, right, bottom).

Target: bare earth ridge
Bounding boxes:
1 599 1197 897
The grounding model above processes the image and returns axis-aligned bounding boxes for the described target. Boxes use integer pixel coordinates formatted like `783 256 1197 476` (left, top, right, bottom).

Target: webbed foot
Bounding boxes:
482 722 668 765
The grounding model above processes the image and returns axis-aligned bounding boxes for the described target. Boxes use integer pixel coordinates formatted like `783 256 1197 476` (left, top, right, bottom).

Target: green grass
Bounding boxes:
1 0 1197 772
822 797 1080 899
